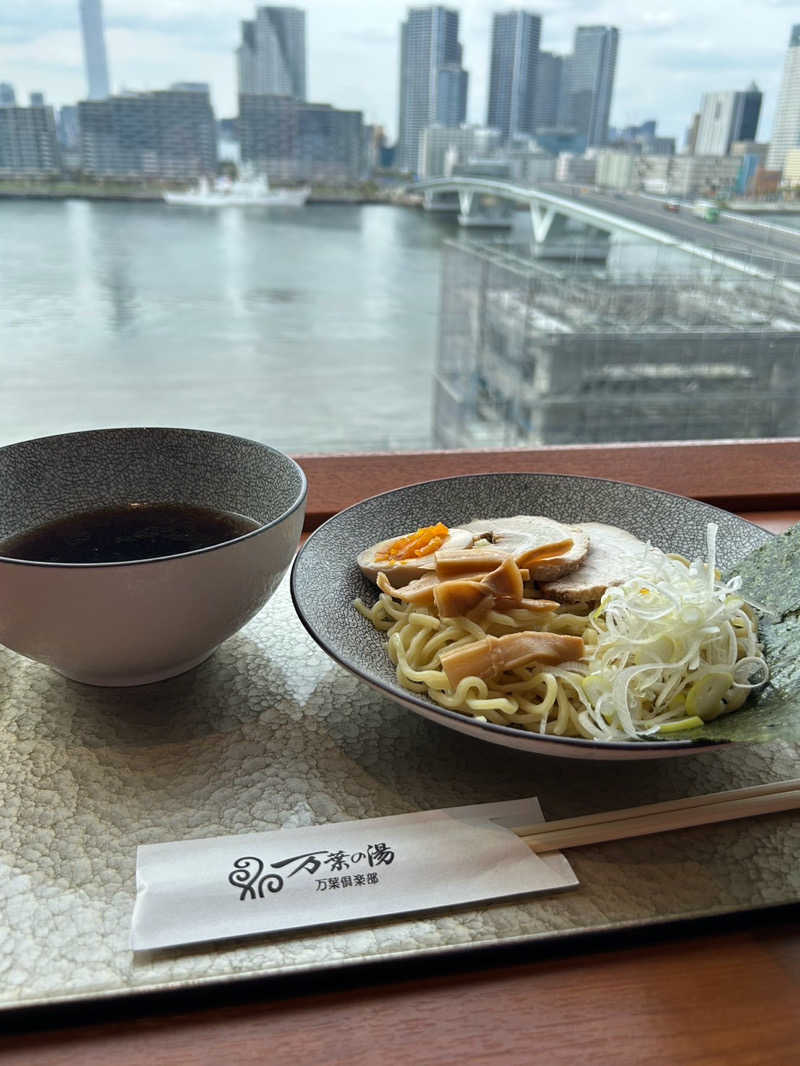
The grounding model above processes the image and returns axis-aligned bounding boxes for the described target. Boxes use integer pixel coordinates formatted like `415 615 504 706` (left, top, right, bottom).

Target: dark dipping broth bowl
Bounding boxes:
0 428 307 686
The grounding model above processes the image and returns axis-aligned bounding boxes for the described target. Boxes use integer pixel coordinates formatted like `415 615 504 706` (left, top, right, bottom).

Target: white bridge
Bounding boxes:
407 177 797 286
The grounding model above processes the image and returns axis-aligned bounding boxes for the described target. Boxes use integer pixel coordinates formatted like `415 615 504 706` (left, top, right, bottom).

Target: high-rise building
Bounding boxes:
238 94 296 180
237 6 306 99
437 64 468 126
694 85 762 156
396 6 468 174
296 103 364 183
563 26 618 147
766 25 800 173
79 0 111 100
0 83 16 106
685 112 700 153
0 104 61 175
533 52 563 131
238 94 364 183
79 86 217 178
486 10 541 141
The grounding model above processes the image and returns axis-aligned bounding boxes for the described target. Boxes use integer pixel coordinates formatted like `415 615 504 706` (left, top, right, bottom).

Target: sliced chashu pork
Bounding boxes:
540 522 658 603
462 515 589 581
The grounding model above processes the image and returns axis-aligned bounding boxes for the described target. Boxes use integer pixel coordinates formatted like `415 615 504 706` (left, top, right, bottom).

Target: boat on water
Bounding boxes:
163 173 310 207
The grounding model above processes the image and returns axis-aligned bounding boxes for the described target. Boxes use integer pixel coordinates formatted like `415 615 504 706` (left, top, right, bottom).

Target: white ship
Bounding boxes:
163 173 310 207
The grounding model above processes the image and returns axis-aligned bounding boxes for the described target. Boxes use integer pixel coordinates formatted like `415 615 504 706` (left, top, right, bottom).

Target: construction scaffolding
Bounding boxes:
434 239 800 448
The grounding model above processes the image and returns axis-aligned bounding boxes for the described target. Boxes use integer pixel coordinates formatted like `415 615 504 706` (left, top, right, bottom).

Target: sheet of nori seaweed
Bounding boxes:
664 522 800 744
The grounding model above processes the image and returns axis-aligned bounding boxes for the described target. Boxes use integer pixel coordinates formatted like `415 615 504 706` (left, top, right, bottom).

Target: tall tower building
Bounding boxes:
79 0 110 100
237 6 306 99
533 51 563 130
397 6 468 174
694 85 762 155
766 25 800 173
564 25 618 147
486 10 541 142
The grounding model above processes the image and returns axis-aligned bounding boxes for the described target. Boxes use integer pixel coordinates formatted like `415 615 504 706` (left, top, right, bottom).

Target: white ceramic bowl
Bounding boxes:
0 428 306 686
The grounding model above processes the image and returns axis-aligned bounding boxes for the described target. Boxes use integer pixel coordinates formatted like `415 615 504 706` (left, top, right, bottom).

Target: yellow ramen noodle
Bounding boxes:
355 593 596 737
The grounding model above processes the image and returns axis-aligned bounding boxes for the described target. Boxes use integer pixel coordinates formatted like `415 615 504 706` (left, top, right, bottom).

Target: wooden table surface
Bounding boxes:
3 442 799 1065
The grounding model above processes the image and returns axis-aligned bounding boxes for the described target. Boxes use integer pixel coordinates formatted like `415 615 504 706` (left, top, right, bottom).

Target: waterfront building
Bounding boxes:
608 122 674 157
637 153 672 194
648 137 676 156
767 25 800 174
434 240 800 449
171 82 212 94
534 127 585 156
694 86 762 156
733 154 762 196
57 105 81 169
533 52 563 131
486 10 541 142
237 6 306 99
296 103 364 183
729 140 769 195
79 0 111 100
362 124 383 175
555 152 596 184
595 149 637 191
78 86 217 179
238 94 364 183
238 95 295 181
636 153 741 198
667 154 741 197
396 6 468 174
0 83 15 106
562 26 618 147
29 92 45 107
507 146 556 185
0 104 61 175
782 148 800 188
418 123 501 178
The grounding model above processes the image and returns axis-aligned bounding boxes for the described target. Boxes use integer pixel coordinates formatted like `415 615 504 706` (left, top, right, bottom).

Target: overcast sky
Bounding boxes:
1 1 796 142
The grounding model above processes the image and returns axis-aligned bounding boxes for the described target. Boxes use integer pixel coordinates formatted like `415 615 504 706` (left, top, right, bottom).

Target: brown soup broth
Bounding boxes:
0 503 262 564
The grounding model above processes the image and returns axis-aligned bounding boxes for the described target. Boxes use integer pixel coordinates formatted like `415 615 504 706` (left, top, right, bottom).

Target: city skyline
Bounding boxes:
0 2 794 143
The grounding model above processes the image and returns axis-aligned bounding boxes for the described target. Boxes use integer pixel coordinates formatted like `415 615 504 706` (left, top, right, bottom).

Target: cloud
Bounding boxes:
342 28 396 46
656 45 784 72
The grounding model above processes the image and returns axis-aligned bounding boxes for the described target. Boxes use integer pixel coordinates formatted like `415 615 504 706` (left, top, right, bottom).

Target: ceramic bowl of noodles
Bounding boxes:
291 473 772 761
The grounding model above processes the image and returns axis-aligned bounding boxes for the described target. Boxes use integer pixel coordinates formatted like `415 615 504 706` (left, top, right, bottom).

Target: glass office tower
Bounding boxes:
396 6 468 174
486 10 542 142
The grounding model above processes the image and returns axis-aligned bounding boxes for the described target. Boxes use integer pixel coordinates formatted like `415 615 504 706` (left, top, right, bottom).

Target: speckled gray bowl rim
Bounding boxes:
0 427 307 569
291 472 773 756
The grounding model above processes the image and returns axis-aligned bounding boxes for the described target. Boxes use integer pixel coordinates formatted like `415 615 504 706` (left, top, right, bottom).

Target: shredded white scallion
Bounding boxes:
583 523 767 740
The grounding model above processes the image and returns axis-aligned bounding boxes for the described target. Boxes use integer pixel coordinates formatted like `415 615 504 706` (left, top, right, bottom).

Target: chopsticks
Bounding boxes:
514 779 800 853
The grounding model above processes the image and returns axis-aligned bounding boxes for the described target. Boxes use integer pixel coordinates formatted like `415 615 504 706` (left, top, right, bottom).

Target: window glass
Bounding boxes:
2 4 799 453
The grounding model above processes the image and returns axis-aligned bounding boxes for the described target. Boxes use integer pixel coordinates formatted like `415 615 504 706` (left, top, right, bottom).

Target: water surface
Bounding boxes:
1 200 456 452
0 198 726 453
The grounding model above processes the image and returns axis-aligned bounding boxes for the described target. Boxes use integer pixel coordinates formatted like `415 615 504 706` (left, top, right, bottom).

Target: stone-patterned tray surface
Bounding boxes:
1 577 798 1011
